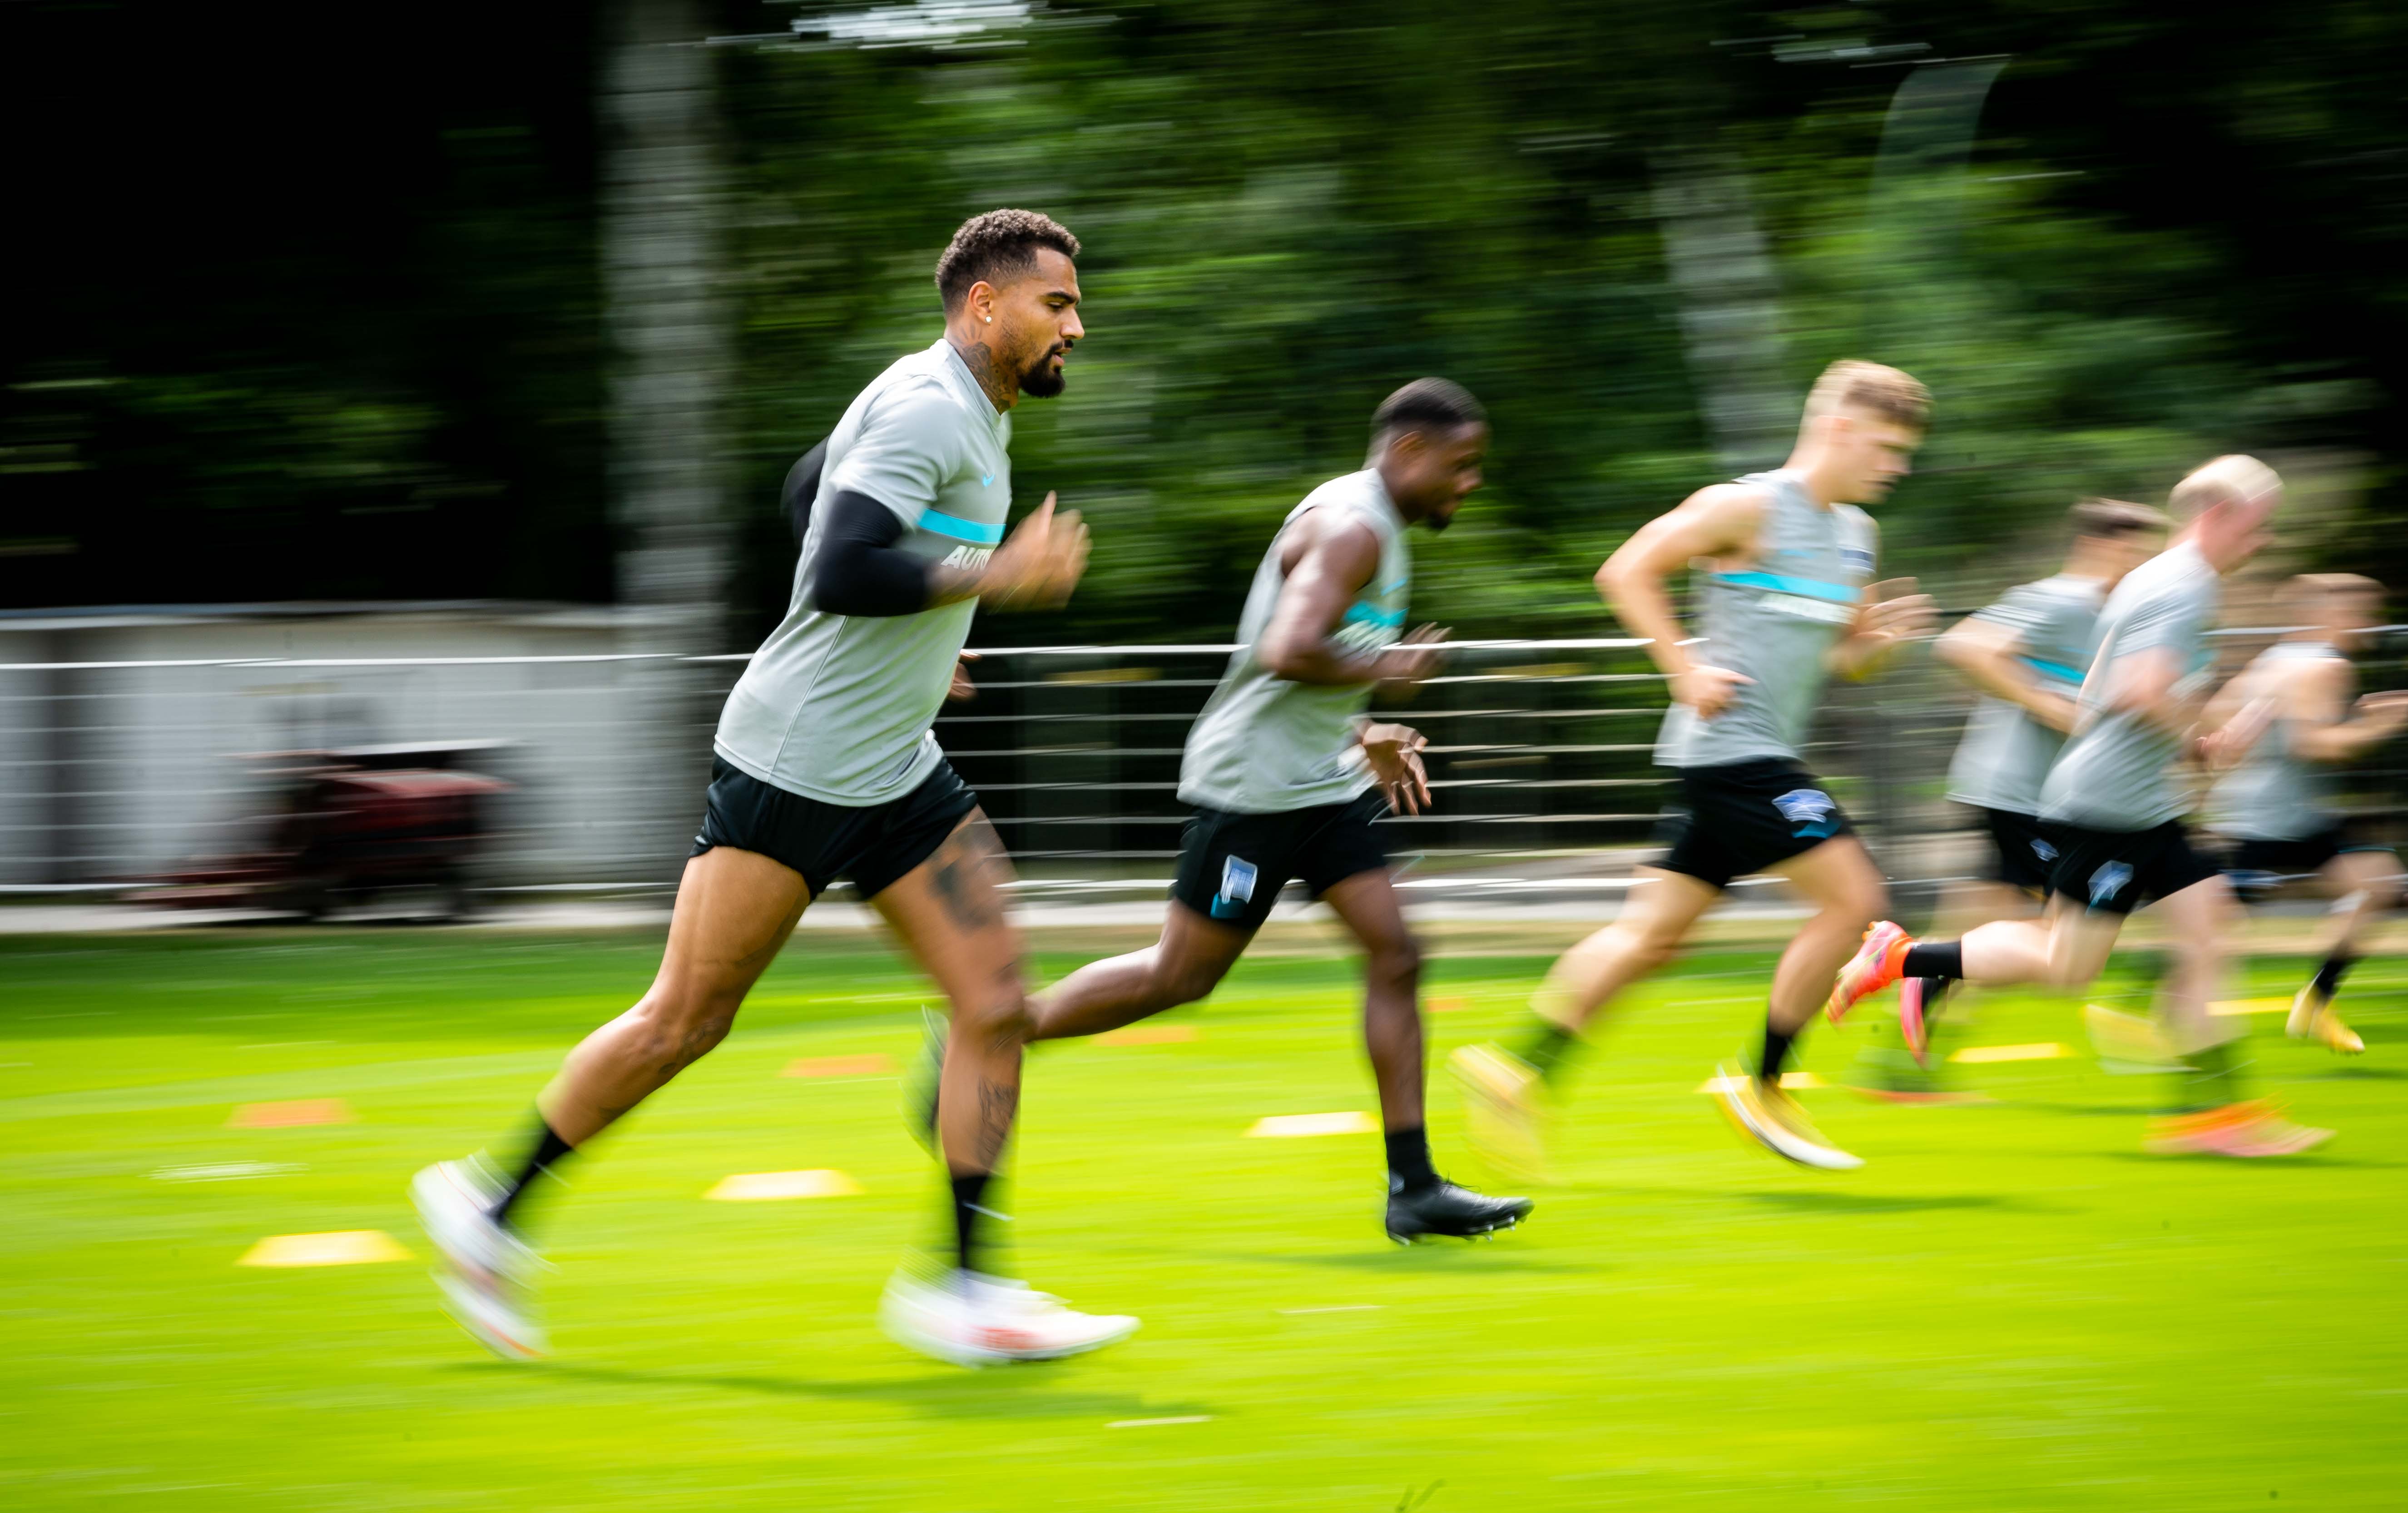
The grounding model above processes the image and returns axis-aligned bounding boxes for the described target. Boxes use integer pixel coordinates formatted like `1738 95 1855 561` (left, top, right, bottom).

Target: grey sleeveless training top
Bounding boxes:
1655 470 1877 769
1944 574 2107 815
1179 470 1411 813
2206 641 2342 842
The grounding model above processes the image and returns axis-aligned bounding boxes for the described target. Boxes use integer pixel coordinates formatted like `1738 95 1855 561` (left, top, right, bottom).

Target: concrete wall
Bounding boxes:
0 605 723 887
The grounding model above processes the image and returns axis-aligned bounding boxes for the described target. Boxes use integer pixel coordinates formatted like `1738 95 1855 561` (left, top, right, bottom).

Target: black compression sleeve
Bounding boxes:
810 489 933 617
783 440 827 545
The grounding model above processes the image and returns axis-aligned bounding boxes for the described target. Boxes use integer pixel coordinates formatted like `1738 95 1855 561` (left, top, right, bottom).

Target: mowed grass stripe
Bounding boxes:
0 933 2398 1511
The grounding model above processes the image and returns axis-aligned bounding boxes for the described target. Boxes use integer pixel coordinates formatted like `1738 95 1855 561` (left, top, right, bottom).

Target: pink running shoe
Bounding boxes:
1898 975 1930 1066
1828 921 1910 1025
2144 1101 2335 1158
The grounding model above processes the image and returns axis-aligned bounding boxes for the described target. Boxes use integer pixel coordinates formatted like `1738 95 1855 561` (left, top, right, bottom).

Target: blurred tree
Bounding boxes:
5 0 2404 631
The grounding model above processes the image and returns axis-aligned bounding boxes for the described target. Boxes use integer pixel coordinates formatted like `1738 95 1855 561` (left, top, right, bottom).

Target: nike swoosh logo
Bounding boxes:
981 473 995 487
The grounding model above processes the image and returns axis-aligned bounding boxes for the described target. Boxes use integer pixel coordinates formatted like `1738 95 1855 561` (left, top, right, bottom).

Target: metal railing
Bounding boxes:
3 629 2402 911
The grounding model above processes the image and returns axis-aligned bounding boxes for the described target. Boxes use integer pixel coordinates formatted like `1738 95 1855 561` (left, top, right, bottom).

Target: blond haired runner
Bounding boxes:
1858 499 2168 1087
1454 361 1936 1173
2203 574 2408 1053
1828 456 2334 1157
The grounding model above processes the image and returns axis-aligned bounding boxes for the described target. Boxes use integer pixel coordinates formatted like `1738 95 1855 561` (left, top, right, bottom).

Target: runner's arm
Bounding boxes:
810 490 1086 614
2100 645 2206 738
1595 484 1765 716
2287 658 2408 761
1257 515 1442 687
1935 615 2080 733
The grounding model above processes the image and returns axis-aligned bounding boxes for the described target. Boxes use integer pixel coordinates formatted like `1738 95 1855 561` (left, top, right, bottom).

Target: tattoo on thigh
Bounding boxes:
928 835 1003 934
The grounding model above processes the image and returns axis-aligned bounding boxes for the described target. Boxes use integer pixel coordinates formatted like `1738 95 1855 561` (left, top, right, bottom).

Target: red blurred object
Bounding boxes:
135 742 512 920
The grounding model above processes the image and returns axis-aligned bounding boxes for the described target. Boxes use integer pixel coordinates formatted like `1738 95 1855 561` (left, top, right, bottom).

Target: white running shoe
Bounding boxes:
880 1267 1138 1367
410 1157 547 1360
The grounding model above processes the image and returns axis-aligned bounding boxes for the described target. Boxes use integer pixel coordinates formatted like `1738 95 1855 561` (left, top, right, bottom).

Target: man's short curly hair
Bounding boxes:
1371 377 1486 439
934 209 1081 311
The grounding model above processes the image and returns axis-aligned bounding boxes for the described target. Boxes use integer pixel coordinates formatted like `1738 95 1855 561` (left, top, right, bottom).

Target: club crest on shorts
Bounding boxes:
1212 856 1259 919
1772 788 1838 839
2031 836 2059 862
2087 860 2133 906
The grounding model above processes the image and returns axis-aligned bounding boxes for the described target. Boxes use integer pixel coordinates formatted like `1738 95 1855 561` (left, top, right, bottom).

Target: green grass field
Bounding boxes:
3 929 2404 1511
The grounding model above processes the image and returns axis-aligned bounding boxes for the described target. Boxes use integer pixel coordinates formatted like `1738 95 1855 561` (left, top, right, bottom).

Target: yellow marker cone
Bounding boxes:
1098 1024 1198 1046
704 1169 863 1202
2210 997 2292 1017
1696 1071 1824 1094
1951 1043 2070 1064
1245 1111 1377 1137
228 1098 353 1129
239 1230 411 1267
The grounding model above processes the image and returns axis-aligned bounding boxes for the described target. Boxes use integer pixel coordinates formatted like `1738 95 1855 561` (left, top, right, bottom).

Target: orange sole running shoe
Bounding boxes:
1828 921 1909 1025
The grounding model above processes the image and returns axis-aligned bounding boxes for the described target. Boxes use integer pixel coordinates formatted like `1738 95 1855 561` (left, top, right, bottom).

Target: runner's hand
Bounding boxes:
947 651 980 703
1362 722 1432 816
981 494 1089 611
2358 689 2408 736
1854 587 1937 645
1373 625 1448 692
1675 663 1752 721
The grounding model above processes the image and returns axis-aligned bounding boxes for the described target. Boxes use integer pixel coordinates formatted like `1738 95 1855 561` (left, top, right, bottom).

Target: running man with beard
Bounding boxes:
1829 455 2334 1157
2203 573 2408 1055
1011 379 1533 1243
412 209 1136 1366
1453 361 1935 1173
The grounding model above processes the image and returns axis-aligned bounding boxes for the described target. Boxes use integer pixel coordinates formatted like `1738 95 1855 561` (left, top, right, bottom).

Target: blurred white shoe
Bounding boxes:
880 1267 1138 1366
410 1157 547 1360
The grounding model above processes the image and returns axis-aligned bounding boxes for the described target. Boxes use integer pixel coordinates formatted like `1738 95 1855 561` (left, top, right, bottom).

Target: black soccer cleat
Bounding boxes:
1384 1180 1534 1243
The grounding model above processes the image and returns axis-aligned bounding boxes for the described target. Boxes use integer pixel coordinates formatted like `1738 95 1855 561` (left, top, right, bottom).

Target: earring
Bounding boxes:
984 316 992 323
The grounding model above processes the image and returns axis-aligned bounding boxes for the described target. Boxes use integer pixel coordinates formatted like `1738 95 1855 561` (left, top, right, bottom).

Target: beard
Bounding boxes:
1018 344 1068 398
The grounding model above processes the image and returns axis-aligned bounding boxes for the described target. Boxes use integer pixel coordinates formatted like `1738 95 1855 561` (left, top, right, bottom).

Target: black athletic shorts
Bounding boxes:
690 756 979 901
2045 818 2221 915
1972 805 2062 894
1653 758 1855 890
2219 827 2383 903
1169 789 1391 931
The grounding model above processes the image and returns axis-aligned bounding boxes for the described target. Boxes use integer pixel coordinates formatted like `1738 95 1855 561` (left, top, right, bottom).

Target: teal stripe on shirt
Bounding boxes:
920 509 1005 544
1343 603 1406 628
2021 655 2086 684
1712 569 1859 604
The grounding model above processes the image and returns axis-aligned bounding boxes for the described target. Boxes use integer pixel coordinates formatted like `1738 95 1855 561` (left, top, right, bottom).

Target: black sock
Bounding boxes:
2311 954 2357 1000
1514 1020 1580 1082
1759 1020 1798 1084
487 1117 575 1231
1902 941 1963 982
1913 979 1952 1026
951 1171 994 1276
1384 1125 1438 1195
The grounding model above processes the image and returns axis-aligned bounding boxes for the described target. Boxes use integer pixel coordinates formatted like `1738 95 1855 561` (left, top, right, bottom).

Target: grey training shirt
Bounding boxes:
2205 641 2344 842
2038 540 2220 831
1654 470 1877 769
1944 574 2107 815
715 339 1012 804
1179 470 1411 813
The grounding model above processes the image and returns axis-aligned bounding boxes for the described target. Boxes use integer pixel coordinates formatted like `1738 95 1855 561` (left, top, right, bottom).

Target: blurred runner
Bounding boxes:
411 209 1133 1366
1856 499 2165 1088
1830 456 2334 1157
2202 573 2408 1053
1005 380 1533 1243
1454 362 1935 1172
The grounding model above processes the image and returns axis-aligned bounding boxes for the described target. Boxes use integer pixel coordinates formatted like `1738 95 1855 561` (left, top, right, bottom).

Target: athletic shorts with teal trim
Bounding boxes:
1652 758 1856 890
1169 791 1391 931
